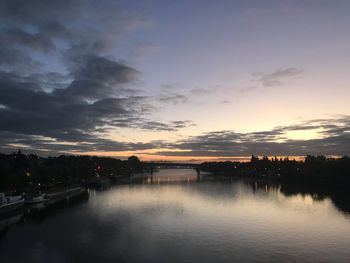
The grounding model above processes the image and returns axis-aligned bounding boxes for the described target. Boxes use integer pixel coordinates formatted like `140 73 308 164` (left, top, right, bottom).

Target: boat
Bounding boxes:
66 186 85 198
24 192 46 204
0 193 25 215
46 189 69 204
46 186 86 205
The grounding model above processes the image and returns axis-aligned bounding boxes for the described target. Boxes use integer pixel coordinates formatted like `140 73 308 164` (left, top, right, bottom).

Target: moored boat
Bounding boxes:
0 193 25 215
66 186 85 198
46 186 86 205
24 192 46 204
46 189 68 204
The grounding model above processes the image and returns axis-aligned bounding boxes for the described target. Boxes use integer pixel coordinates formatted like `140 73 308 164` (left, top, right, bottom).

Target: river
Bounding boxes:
1 169 350 262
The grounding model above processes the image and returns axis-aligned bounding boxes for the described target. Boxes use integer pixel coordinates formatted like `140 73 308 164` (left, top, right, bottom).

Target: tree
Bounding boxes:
128 156 143 173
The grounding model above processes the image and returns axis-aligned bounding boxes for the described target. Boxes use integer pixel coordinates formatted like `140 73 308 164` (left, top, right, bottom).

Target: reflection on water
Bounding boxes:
139 169 202 183
1 169 350 263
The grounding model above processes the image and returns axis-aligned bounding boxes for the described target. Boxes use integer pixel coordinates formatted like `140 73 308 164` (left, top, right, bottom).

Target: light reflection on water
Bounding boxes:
1 169 350 263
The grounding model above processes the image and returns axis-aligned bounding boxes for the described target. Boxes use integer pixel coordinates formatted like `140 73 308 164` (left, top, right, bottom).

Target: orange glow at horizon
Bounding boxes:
69 150 309 163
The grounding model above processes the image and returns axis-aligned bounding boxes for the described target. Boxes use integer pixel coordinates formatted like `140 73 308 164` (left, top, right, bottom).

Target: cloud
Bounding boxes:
55 55 140 100
170 120 196 129
0 69 192 154
0 0 151 72
0 0 194 155
159 93 188 105
239 86 258 94
189 88 212 95
153 117 350 157
158 85 188 105
189 84 233 96
255 67 303 87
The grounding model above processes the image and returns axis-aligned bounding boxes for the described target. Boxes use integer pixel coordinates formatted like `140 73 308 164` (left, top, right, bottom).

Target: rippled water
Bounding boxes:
1 169 350 262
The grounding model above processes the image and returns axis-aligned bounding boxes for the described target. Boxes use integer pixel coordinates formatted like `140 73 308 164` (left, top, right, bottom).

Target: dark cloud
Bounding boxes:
0 0 151 73
170 120 196 129
0 69 188 153
2 28 56 52
153 117 350 157
0 0 193 155
55 55 140 100
0 129 165 156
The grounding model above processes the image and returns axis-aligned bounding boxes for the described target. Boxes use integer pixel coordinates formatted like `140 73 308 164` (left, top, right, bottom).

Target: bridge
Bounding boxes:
143 162 199 169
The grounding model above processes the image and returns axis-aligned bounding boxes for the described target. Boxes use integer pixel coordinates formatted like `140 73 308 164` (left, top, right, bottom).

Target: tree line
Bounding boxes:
0 150 144 191
199 155 350 186
2 150 350 192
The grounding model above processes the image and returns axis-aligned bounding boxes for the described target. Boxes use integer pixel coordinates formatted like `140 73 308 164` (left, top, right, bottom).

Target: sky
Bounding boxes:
0 0 349 161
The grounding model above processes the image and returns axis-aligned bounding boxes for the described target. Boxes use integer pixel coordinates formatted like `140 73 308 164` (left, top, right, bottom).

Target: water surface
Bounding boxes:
1 169 350 262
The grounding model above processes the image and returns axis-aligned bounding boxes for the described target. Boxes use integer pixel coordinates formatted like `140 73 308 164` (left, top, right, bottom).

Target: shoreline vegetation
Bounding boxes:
199 155 350 186
1 150 350 191
0 150 144 192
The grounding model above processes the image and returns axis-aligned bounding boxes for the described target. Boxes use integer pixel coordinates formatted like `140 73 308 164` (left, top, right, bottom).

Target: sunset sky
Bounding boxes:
0 0 349 161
